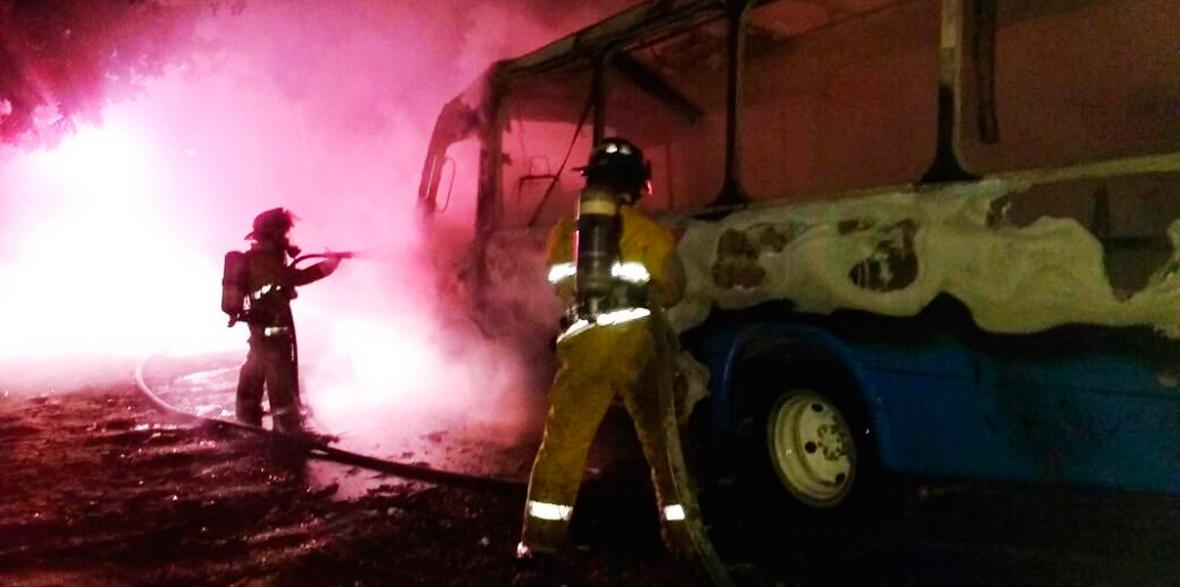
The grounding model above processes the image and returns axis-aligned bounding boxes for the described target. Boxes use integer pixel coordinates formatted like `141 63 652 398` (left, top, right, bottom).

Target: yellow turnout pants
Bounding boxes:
520 317 696 554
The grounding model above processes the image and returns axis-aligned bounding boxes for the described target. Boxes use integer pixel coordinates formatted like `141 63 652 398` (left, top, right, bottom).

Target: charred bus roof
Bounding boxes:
499 0 722 82
419 0 1180 226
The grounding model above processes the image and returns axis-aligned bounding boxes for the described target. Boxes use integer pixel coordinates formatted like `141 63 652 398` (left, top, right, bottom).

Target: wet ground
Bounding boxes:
2 362 1179 586
0 384 706 586
137 351 543 489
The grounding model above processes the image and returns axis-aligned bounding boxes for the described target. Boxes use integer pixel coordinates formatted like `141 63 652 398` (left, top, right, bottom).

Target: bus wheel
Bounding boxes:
740 367 883 527
765 388 858 509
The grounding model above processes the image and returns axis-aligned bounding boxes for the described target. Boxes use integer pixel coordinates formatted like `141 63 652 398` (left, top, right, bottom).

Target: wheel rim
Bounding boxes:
766 390 856 507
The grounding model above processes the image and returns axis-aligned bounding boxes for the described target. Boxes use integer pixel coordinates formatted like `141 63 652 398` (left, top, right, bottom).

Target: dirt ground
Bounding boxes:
5 378 1179 587
0 385 707 586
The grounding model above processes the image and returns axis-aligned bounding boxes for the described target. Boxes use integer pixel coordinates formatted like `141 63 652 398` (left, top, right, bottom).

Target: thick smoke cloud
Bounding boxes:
0 0 637 443
0 0 637 147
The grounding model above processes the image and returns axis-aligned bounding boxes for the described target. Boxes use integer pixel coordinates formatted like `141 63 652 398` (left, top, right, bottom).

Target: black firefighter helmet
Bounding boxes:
246 207 298 242
579 137 651 203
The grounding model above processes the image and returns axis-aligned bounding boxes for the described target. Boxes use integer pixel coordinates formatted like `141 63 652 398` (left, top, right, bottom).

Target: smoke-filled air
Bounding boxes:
0 0 635 443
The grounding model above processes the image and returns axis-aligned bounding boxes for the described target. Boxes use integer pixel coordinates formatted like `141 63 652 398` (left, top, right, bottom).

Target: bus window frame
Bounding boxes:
442 0 1180 240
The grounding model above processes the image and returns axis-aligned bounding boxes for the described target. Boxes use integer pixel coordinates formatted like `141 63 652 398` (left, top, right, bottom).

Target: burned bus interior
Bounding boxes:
421 0 1180 298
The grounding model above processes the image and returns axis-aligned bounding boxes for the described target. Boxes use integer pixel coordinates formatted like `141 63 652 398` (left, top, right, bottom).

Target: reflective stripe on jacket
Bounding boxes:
546 205 685 309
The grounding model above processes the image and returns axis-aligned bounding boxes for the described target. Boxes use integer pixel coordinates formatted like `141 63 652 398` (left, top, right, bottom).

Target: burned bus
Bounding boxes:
416 0 1180 517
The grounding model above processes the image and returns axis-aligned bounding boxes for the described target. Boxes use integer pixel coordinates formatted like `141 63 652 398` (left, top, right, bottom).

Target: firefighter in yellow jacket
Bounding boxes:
517 138 696 558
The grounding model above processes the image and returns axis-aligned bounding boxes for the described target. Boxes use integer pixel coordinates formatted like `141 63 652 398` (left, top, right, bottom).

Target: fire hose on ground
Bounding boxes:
134 352 521 489
134 351 733 585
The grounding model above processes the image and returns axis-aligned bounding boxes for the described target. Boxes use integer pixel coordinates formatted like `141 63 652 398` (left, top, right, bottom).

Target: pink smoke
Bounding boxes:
0 0 638 444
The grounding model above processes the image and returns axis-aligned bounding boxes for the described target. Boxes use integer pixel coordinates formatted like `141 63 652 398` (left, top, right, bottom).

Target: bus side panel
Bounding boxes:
699 320 1180 494
981 353 1180 493
845 339 1047 482
860 366 1046 483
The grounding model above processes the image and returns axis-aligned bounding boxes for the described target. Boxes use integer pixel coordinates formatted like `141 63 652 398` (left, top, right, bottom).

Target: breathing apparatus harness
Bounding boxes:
221 208 356 328
221 249 353 328
552 139 654 343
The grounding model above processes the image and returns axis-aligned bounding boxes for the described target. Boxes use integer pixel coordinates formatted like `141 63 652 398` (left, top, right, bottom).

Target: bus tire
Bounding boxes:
738 366 883 533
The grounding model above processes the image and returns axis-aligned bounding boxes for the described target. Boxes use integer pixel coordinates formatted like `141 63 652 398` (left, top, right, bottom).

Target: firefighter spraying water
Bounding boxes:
221 208 351 436
517 138 714 564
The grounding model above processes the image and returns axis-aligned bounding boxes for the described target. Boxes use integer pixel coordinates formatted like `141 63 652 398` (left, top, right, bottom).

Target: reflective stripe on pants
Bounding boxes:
520 317 695 553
